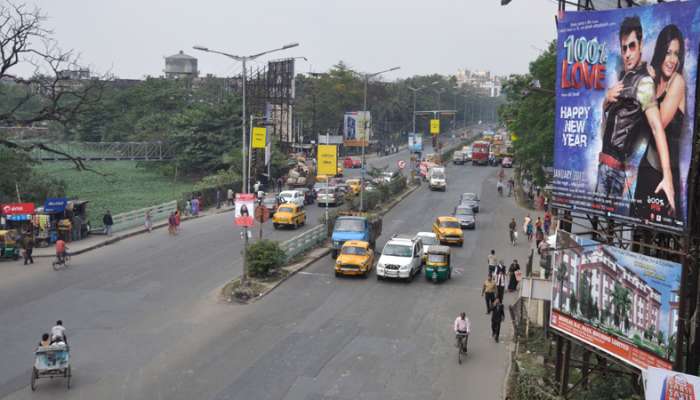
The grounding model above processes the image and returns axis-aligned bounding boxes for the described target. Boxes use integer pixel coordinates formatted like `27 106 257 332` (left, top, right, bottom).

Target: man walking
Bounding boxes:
216 189 222 209
487 249 497 275
22 234 34 265
103 210 114 236
227 188 234 206
481 274 497 314
508 218 517 246
494 261 507 302
491 298 505 343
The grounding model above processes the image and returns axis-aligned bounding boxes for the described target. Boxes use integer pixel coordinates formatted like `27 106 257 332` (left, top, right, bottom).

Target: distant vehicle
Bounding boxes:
278 190 305 207
376 236 423 281
501 156 513 168
452 151 467 165
335 240 374 278
459 192 480 213
343 156 362 169
428 167 447 191
297 187 315 205
261 195 279 216
313 182 329 196
331 212 382 258
317 187 343 207
453 205 476 229
471 141 490 166
272 203 306 229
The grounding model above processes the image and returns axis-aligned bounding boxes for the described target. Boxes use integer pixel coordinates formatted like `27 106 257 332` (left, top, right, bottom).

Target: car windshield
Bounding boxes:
335 219 365 232
417 235 437 246
432 173 445 179
318 188 334 195
427 254 448 263
383 244 413 257
263 198 276 206
341 246 366 256
455 208 473 216
440 221 460 228
278 207 294 213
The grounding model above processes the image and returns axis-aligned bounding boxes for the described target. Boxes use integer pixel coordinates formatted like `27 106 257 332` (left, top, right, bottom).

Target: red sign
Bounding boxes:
551 311 672 370
1 203 35 215
234 194 255 227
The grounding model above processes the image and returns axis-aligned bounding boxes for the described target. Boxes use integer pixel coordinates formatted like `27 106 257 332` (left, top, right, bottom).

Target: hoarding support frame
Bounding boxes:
559 339 571 395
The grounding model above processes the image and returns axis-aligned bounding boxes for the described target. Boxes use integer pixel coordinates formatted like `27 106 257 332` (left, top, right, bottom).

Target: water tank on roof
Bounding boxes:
165 50 198 79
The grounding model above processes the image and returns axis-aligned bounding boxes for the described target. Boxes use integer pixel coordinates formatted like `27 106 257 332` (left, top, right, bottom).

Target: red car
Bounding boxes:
343 157 362 168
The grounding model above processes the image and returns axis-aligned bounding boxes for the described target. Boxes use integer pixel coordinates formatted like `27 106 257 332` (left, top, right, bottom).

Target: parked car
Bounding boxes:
459 192 480 213
376 236 423 281
453 205 476 229
278 190 305 207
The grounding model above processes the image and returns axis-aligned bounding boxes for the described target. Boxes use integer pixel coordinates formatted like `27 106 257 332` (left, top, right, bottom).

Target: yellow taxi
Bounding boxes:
335 240 374 277
345 178 361 195
272 203 306 229
432 216 464 247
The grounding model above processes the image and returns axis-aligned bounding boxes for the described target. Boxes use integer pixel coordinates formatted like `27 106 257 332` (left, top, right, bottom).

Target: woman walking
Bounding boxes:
526 220 534 242
508 259 521 292
144 210 153 233
168 212 177 235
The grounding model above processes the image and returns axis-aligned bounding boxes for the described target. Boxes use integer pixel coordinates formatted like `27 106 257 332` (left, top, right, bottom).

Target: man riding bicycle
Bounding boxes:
55 239 68 264
454 312 471 352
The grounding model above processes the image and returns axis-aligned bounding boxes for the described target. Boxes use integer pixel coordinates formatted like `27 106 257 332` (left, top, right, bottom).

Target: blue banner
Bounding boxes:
44 198 67 213
552 2 700 233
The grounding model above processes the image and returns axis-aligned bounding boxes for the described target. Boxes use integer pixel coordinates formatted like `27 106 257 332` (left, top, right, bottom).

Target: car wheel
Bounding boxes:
273 223 279 229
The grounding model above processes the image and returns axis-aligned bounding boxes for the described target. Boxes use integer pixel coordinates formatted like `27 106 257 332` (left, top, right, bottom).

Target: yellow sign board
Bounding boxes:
252 127 267 149
430 119 440 135
317 145 337 176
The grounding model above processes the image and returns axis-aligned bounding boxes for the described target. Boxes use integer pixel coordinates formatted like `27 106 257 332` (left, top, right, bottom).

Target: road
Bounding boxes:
0 136 538 400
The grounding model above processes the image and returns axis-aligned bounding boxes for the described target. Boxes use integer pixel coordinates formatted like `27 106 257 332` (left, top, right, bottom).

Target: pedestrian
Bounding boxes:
253 181 261 194
185 200 192 216
535 217 542 232
487 249 497 275
168 212 176 235
508 218 517 246
522 213 531 235
494 261 507 302
191 197 199 216
481 274 497 314
227 188 234 206
526 220 534 242
538 239 549 258
216 189 222 209
508 259 521 292
22 234 34 265
103 210 114 236
507 178 514 197
491 298 505 342
544 211 552 235
197 193 204 211
144 210 153 233
535 228 544 251
175 210 181 232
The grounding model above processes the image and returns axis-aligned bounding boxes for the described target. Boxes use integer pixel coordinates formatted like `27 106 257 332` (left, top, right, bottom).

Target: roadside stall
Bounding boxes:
0 203 34 260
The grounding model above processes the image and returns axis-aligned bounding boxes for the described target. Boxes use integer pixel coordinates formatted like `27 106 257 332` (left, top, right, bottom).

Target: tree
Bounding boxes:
611 283 632 331
656 330 665 346
555 260 568 310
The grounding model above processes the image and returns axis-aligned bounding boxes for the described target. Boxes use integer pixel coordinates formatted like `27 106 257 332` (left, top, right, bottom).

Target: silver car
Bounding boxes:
317 187 343 207
459 192 480 213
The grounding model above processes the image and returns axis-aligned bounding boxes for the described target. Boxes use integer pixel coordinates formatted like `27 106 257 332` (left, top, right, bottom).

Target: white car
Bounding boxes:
414 232 438 255
278 190 305 207
376 237 423 281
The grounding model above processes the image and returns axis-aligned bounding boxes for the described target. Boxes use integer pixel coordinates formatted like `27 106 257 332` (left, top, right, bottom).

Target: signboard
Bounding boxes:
234 194 255 227
551 231 681 370
343 111 372 147
252 127 267 149
552 2 700 233
430 119 440 135
317 144 338 176
408 133 423 153
1 203 35 215
44 198 67 213
318 134 343 145
644 367 700 400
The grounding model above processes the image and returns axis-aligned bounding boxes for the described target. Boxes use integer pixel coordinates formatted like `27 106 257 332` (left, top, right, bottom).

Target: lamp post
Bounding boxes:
407 81 439 133
358 66 400 211
193 42 299 286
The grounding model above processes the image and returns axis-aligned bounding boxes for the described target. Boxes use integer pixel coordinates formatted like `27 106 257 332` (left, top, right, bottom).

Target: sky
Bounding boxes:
25 0 558 80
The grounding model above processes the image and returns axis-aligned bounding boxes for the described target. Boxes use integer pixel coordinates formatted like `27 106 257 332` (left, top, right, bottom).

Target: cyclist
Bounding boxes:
55 239 68 264
454 312 471 353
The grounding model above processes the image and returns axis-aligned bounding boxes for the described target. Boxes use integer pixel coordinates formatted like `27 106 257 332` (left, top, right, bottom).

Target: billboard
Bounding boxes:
317 144 338 176
552 2 700 233
408 133 423 153
343 111 372 147
644 367 700 400
551 231 681 370
234 194 255 227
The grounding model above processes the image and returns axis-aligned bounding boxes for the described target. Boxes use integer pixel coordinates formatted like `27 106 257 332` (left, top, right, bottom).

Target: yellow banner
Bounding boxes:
430 119 440 135
317 145 337 176
252 127 266 149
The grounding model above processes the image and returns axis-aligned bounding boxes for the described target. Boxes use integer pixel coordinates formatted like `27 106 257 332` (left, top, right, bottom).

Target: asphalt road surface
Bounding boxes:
0 137 537 400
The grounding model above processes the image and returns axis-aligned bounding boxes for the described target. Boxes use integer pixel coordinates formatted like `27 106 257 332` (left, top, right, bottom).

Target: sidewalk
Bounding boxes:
32 204 235 258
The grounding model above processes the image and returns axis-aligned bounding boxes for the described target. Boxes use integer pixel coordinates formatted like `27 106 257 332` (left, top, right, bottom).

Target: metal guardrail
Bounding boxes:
279 224 328 262
95 200 178 233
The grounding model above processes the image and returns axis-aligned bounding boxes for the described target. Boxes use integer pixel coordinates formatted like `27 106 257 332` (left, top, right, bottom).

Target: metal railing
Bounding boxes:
279 224 328 262
95 200 178 233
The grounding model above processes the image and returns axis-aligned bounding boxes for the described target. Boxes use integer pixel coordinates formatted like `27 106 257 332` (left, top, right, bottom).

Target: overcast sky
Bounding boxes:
27 0 557 80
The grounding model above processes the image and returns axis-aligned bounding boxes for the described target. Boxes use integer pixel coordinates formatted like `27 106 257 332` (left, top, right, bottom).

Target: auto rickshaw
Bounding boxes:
0 230 21 260
424 245 451 283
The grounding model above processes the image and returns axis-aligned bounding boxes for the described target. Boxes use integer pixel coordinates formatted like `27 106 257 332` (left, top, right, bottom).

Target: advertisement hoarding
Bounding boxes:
343 111 372 147
408 133 423 153
552 2 700 233
44 198 67 213
551 231 681 370
644 367 700 400
317 144 338 176
234 194 255 227
1 203 35 215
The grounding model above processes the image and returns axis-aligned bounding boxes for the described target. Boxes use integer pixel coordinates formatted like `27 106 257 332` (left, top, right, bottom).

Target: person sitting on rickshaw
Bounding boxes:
55 239 68 264
38 333 51 348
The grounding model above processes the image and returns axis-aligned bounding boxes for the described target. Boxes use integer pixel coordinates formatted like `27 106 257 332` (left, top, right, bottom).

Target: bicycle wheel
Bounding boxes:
52 261 60 271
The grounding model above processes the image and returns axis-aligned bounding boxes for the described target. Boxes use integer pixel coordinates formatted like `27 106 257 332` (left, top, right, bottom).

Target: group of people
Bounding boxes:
167 211 181 235
508 211 552 254
37 320 68 348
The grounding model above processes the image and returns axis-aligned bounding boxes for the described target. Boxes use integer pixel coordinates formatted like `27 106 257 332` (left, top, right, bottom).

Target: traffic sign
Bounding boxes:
397 160 406 170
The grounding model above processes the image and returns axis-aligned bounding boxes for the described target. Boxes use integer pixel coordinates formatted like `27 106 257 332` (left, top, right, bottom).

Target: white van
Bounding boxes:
428 167 447 191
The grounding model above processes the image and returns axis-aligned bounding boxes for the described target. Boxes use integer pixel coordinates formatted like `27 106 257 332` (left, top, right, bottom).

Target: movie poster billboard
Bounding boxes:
644 367 700 400
552 2 700 233
234 193 255 227
551 231 682 370
343 111 372 147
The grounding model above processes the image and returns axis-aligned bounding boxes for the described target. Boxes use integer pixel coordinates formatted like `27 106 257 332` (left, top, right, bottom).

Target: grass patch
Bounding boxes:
35 161 195 222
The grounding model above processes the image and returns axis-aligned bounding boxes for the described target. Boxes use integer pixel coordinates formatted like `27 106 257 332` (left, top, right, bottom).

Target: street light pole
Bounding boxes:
358 66 400 212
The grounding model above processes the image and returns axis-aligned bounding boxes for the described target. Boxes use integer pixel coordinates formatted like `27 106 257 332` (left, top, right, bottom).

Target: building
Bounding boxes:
668 289 679 340
455 68 503 97
165 50 198 79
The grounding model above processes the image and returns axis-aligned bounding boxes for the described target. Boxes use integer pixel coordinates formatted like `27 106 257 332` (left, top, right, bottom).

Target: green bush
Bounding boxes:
246 240 286 278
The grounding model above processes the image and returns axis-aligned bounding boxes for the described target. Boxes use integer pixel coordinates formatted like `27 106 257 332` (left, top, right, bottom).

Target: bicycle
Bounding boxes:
52 254 71 271
456 332 469 364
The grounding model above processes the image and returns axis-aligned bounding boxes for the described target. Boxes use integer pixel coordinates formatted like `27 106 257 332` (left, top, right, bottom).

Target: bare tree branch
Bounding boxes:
0 138 107 175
